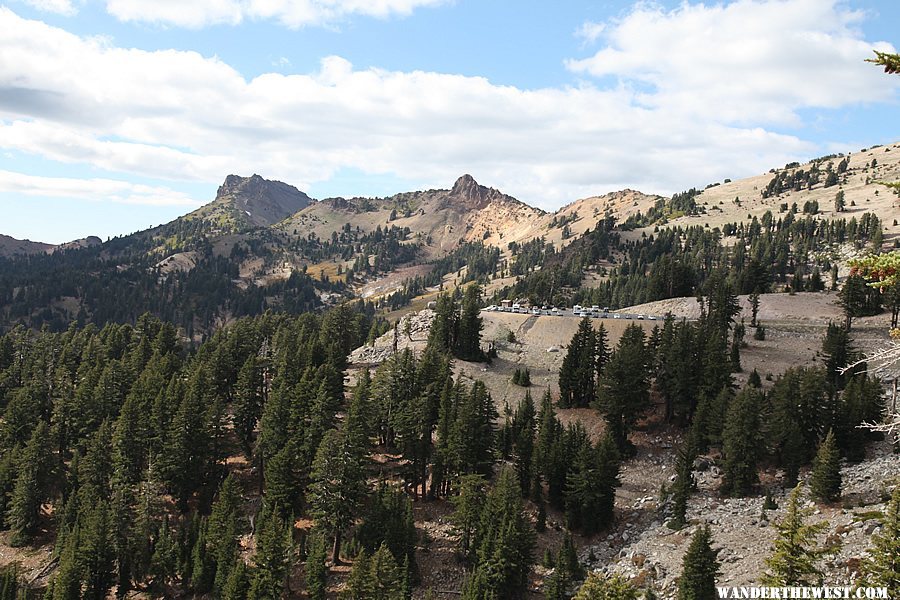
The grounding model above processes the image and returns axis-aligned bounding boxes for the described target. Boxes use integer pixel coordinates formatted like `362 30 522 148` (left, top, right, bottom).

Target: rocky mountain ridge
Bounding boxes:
0 233 102 258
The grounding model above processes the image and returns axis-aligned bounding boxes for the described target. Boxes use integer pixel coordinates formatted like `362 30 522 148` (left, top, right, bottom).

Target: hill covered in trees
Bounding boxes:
1 141 899 598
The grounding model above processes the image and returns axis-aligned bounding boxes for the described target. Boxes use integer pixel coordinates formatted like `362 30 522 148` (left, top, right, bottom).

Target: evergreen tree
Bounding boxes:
250 505 291 600
369 543 404 600
233 355 263 458
862 487 899 597
512 392 536 495
821 322 857 390
81 501 115 600
52 534 82 600
306 532 328 600
573 573 639 599
838 274 876 331
762 485 837 586
189 518 213 594
749 291 759 327
0 565 18 600
450 475 487 564
559 318 598 408
668 443 695 530
221 559 250 600
768 368 831 485
342 551 375 599
840 373 885 462
677 526 720 600
159 366 212 510
459 467 535 599
7 421 52 546
596 324 650 454
308 428 367 564
721 386 762 497
809 430 842 503
263 441 300 517
565 432 620 534
0 447 18 530
455 284 484 361
427 294 459 353
209 474 243 594
354 484 417 578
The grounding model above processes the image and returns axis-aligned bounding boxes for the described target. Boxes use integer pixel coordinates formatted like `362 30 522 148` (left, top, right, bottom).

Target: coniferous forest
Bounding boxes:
0 262 897 597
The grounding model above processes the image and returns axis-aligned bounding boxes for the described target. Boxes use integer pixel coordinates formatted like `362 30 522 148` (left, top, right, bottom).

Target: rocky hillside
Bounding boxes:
279 174 546 258
0 234 101 258
189 173 314 230
658 142 900 243
0 233 53 257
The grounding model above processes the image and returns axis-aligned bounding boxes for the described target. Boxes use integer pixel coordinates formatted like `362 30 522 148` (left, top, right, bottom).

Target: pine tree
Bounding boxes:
7 421 52 546
189 518 213 594
308 428 367 564
544 535 582 600
565 432 620 534
250 505 291 600
559 318 597 408
159 366 212 510
111 393 147 487
809 430 842 503
342 551 375 599
573 573 639 599
862 487 899 597
450 475 487 564
427 293 459 353
263 441 300 517
233 355 263 458
455 284 484 361
52 533 82 600
596 324 650 454
81 501 115 600
668 443 695 530
0 447 18 530
838 274 871 331
0 565 18 600
677 526 720 600
209 474 243 594
354 484 418 579
306 532 328 600
721 386 761 497
149 516 178 587
221 558 250 600
369 543 404 600
821 322 856 390
762 485 837 586
462 466 535 598
512 392 536 495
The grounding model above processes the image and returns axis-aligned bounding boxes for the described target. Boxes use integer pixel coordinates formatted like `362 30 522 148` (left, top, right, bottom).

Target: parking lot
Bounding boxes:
482 304 660 322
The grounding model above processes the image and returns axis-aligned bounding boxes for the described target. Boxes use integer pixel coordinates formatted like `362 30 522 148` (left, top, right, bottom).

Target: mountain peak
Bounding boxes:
212 174 314 228
449 174 509 210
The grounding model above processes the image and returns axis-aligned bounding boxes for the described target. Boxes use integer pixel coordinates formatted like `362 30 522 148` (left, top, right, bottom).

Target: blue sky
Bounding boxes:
0 0 898 243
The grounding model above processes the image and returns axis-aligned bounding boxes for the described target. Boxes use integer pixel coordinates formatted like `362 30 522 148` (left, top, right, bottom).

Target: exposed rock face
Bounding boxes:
446 174 518 211
215 174 314 228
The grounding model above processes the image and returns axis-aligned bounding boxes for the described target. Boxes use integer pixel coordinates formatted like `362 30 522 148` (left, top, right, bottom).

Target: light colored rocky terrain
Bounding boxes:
350 296 898 597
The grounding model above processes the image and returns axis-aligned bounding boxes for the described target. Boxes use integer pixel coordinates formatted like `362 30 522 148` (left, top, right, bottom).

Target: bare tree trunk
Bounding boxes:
331 531 342 566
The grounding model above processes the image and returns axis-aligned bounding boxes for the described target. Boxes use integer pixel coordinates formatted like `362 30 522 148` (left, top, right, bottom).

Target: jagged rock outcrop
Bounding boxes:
213 174 314 228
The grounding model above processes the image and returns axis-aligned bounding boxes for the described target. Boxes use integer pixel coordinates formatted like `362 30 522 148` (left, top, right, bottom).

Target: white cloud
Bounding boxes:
0 170 202 206
105 0 448 28
21 0 77 16
566 0 898 126
574 21 605 45
0 4 896 212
